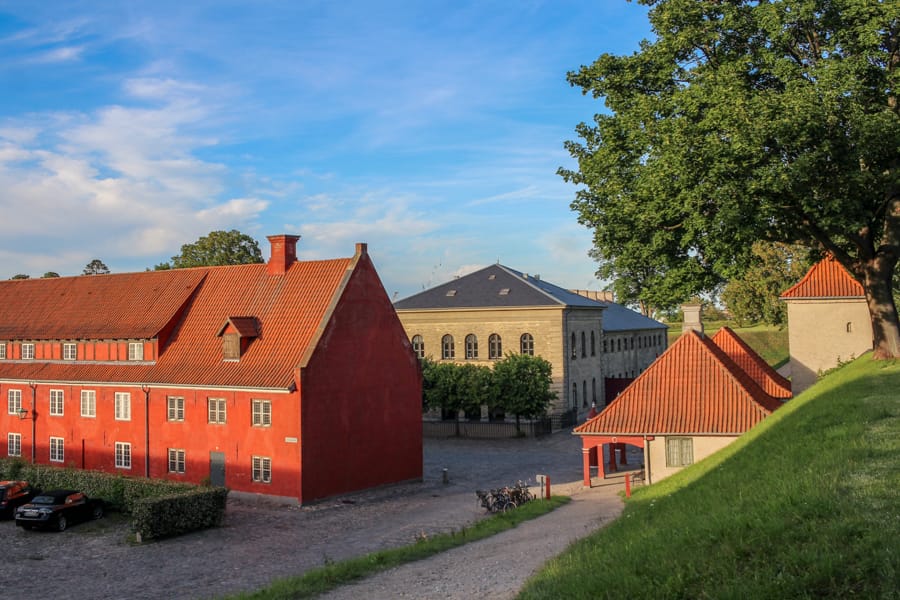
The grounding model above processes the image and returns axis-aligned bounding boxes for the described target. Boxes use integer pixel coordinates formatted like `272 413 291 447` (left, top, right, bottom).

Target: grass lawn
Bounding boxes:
229 495 570 600
518 355 900 598
667 321 789 367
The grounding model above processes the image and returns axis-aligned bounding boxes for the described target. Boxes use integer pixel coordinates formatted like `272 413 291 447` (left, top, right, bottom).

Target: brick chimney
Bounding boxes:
682 303 704 335
266 234 301 275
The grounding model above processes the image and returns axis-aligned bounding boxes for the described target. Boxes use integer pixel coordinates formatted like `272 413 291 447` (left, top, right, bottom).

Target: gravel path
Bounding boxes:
319 483 624 600
0 432 637 599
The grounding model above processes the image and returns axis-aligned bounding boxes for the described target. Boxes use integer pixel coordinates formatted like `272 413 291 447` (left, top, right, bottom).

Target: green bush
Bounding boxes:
131 487 229 541
0 459 228 539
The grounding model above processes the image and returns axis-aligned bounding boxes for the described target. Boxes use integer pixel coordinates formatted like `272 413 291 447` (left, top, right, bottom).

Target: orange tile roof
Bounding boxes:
574 330 782 436
0 257 355 390
780 255 864 299
711 327 792 399
0 270 207 340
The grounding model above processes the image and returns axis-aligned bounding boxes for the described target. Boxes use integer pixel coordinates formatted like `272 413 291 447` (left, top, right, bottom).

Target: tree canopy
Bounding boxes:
157 230 263 269
83 259 110 275
561 0 900 357
721 242 813 327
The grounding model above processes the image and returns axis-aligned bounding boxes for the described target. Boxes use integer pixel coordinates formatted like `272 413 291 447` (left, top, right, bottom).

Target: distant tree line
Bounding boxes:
421 353 556 433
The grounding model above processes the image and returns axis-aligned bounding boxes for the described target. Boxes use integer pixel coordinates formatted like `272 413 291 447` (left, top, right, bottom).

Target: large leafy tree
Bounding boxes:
492 353 556 433
722 242 813 327
157 230 263 269
561 0 900 358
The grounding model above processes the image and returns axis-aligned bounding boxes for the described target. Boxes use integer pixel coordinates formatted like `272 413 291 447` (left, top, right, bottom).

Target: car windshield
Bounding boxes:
31 495 57 505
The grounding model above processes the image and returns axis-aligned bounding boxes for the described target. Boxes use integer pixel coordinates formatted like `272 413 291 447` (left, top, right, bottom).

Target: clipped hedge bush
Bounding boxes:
131 487 229 541
0 458 228 539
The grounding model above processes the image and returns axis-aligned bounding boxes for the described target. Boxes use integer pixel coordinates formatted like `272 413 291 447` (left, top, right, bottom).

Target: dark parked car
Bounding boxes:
0 481 38 518
15 489 104 531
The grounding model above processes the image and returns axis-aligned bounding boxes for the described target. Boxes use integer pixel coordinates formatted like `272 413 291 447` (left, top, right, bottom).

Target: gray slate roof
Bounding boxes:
601 300 668 332
393 264 603 310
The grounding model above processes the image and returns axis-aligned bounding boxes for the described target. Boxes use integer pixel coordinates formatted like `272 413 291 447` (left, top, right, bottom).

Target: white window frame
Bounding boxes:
489 334 502 360
441 335 455 360
520 333 534 356
81 390 96 417
115 442 132 469
50 436 64 463
8 433 21 457
411 335 425 359
63 343 77 360
128 342 144 361
251 399 271 427
49 389 64 416
208 398 226 424
168 448 185 474
464 334 478 359
252 456 272 483
115 392 131 421
21 343 34 360
7 389 22 415
167 396 185 422
666 437 694 468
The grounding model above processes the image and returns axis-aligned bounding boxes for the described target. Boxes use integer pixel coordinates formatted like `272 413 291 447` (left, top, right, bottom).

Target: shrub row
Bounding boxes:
0 458 228 540
131 487 228 541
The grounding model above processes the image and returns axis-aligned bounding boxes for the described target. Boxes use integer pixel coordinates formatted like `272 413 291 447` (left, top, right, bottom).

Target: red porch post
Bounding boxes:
582 447 591 487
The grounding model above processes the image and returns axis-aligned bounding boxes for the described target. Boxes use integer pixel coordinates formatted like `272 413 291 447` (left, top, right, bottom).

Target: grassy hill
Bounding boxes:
668 322 789 368
519 355 900 598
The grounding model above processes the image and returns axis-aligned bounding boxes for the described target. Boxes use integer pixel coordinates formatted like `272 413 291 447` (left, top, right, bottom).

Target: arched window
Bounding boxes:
465 334 478 359
617 339 621 351
581 332 586 358
603 339 608 353
582 380 587 408
572 382 578 409
590 331 596 356
441 335 455 360
520 333 534 356
411 335 424 359
592 377 596 403
489 334 502 359
846 322 853 333
571 332 577 359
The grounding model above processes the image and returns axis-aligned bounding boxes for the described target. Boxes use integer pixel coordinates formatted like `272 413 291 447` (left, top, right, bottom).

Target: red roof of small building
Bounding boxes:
574 330 782 436
0 256 357 390
711 327 792 399
780 255 864 299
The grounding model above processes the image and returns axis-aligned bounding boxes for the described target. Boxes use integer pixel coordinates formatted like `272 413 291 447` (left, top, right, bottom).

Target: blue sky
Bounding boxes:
0 1 651 299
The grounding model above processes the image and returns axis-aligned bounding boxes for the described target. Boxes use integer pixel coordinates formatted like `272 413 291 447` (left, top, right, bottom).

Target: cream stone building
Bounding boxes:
394 264 667 423
780 256 873 394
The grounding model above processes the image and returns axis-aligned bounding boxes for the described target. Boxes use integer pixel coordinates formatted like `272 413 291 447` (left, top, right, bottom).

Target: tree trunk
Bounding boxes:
863 253 900 359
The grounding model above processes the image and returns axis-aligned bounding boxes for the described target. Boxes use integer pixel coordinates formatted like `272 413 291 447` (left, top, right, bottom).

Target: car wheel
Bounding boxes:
56 515 67 532
92 505 104 520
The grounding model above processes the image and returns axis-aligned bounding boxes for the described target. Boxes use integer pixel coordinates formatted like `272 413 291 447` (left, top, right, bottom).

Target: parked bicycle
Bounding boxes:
475 481 536 513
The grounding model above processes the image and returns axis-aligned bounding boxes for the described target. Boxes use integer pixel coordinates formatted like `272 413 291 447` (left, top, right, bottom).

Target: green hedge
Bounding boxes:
0 458 228 539
131 487 229 541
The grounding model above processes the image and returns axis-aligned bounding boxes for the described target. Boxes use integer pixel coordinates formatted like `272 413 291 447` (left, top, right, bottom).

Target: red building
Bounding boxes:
0 236 422 503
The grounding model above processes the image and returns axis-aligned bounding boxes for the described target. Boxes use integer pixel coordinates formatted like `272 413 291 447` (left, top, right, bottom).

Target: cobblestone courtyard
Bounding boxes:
1 433 635 599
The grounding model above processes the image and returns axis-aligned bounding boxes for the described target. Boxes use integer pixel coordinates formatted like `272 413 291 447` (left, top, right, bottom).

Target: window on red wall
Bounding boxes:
251 399 271 427
252 456 271 483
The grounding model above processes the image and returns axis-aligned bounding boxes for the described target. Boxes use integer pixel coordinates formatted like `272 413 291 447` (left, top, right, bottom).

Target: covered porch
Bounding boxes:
579 435 651 487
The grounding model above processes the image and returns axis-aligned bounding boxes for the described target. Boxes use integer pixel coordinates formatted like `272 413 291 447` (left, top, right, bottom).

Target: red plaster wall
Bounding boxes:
0 383 302 499
299 254 423 503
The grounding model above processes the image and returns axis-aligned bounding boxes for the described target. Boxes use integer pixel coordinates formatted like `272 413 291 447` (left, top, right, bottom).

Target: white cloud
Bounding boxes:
29 45 85 63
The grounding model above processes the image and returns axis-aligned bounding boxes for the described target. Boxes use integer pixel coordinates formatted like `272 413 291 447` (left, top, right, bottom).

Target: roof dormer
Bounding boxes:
217 317 260 361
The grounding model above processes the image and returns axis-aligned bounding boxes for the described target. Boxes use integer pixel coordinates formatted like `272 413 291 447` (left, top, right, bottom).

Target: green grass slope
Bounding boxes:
520 355 899 599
